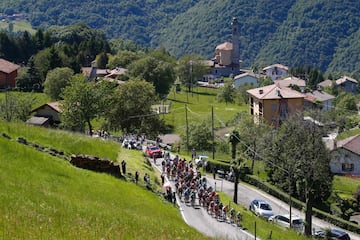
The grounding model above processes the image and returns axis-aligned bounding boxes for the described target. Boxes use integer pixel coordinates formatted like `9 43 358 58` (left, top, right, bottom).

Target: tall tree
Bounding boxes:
16 31 36 63
177 54 208 93
60 74 107 134
128 56 175 97
181 120 212 151
16 56 42 92
262 116 332 236
0 32 18 62
44 67 74 100
105 79 163 136
237 114 270 172
0 92 36 122
217 81 236 104
96 52 109 69
106 50 142 69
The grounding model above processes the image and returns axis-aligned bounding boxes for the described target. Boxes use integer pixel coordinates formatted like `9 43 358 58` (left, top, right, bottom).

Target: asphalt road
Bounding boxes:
144 147 360 240
206 175 360 240
151 159 257 240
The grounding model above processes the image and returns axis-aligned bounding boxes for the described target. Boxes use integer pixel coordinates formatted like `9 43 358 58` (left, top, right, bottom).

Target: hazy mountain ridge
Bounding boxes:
1 0 359 73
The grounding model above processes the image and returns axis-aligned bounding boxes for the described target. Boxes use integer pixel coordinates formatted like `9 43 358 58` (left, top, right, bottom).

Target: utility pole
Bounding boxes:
190 60 193 97
212 106 215 160
185 104 189 154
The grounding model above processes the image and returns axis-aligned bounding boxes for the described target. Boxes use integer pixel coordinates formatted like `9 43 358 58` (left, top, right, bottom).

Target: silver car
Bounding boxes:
249 199 274 219
269 214 304 232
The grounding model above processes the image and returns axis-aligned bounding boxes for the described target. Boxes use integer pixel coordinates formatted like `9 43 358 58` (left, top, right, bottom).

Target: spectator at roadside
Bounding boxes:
192 148 196 161
121 160 127 175
135 171 139 184
161 174 165 186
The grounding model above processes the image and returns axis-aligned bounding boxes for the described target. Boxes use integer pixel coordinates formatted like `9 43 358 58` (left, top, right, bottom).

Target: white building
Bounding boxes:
262 64 289 81
330 135 360 175
233 72 258 88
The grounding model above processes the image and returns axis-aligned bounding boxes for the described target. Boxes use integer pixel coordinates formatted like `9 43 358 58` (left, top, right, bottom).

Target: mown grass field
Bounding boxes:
0 92 51 110
0 20 36 33
164 86 247 134
0 121 209 239
333 175 360 199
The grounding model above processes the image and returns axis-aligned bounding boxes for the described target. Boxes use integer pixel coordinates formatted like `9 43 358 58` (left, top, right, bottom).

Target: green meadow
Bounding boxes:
165 87 247 134
0 20 36 34
0 121 209 239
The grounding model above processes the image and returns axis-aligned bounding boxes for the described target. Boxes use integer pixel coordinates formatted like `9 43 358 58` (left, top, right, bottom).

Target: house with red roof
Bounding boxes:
330 135 360 174
0 58 20 89
246 84 304 127
304 89 335 111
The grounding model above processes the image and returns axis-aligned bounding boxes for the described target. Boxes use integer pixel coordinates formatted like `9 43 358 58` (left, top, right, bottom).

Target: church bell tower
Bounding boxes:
231 17 240 67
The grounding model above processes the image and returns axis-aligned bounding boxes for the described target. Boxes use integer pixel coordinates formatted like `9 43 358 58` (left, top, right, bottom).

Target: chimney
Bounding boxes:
277 89 281 96
259 89 263 94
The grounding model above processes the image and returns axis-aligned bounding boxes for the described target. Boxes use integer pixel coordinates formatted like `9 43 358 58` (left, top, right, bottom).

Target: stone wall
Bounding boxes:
70 154 122 178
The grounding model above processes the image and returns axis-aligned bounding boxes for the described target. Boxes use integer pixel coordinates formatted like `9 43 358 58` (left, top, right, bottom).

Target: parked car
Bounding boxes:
268 214 303 232
314 228 350 240
249 199 274 219
194 154 209 167
145 145 163 158
122 139 142 150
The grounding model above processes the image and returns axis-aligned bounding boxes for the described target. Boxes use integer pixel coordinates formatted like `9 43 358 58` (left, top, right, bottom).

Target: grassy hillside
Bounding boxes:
0 20 35 33
0 92 51 110
0 121 208 239
165 86 247 134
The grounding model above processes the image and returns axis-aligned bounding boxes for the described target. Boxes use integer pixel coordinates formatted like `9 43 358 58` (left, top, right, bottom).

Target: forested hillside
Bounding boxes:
0 0 360 74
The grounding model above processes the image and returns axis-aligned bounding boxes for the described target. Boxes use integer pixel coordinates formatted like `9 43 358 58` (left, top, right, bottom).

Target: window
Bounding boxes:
271 104 276 111
259 102 263 115
342 163 354 172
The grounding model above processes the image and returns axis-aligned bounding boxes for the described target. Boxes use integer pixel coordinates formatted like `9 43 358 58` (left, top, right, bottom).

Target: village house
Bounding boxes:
304 89 335 111
81 60 127 83
335 76 358 94
330 135 360 175
318 76 359 94
246 84 304 127
233 72 258 88
0 58 20 89
262 64 289 81
210 17 241 77
317 79 333 89
274 76 306 92
26 102 62 127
